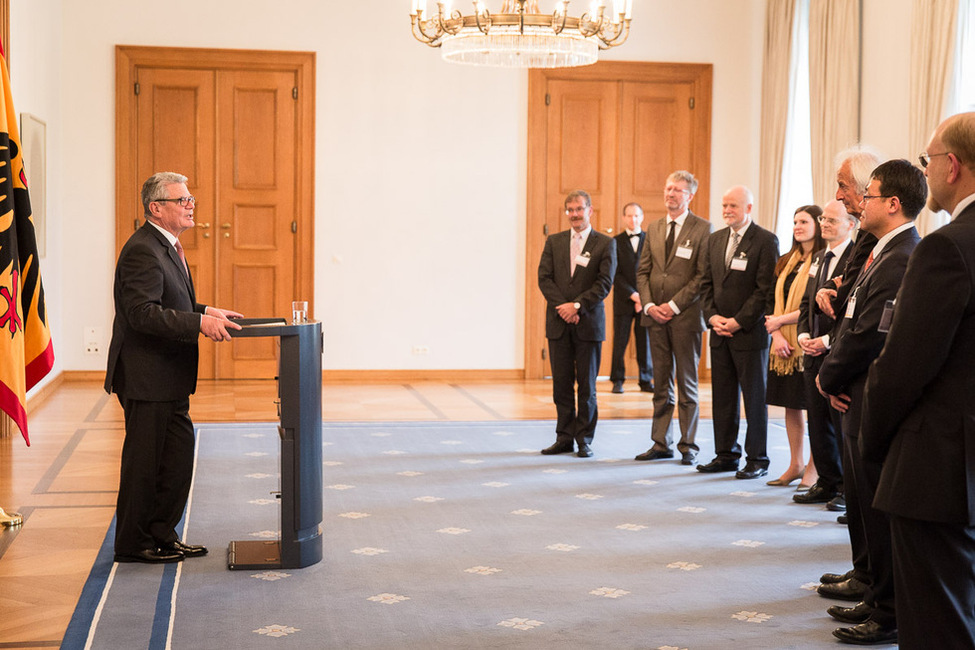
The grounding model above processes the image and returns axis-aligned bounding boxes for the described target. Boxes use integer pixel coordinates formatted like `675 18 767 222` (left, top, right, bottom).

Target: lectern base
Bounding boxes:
228 540 281 570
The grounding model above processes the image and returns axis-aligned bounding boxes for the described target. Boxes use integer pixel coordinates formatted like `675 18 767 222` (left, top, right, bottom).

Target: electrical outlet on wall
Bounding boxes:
84 326 102 355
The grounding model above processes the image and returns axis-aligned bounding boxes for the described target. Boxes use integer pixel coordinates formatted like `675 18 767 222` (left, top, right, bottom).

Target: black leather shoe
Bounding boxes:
577 443 593 458
827 495 847 511
793 482 838 504
838 514 849 524
696 458 738 473
735 464 768 479
828 601 874 624
818 577 868 601
611 381 624 394
635 448 674 461
680 451 697 466
821 569 855 584
832 620 897 645
639 382 654 393
541 441 574 455
114 548 184 564
162 540 208 558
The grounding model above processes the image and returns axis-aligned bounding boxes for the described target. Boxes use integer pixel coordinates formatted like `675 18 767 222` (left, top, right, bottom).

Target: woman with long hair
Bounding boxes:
765 205 825 488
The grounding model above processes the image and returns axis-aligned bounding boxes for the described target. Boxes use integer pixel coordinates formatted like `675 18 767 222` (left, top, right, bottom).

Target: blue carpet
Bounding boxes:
63 420 885 649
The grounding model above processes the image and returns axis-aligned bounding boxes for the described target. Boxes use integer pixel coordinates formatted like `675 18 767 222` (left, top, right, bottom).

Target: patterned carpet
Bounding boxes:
63 420 885 649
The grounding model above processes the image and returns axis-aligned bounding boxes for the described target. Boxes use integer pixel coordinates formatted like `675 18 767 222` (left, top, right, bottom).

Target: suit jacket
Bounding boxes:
797 243 852 370
105 222 206 402
861 203 975 524
613 230 645 310
817 227 920 400
538 228 617 342
636 211 712 331
831 229 878 317
700 222 779 350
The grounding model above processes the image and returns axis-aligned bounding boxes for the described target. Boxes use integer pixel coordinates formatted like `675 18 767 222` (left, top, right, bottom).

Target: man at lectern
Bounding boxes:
106 172 242 564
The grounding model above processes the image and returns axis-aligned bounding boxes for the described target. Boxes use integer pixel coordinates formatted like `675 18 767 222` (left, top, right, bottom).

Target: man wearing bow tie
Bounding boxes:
538 190 617 458
609 202 653 395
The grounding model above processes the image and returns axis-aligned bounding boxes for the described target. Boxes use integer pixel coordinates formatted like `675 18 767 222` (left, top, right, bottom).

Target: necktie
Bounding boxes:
174 239 189 277
570 233 582 276
819 250 834 288
726 231 740 268
665 220 676 259
864 251 874 270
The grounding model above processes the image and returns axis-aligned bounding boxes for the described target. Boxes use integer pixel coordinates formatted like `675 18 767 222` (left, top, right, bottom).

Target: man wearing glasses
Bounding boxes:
106 172 243 564
860 112 975 649
634 170 711 465
538 190 617 458
816 159 925 646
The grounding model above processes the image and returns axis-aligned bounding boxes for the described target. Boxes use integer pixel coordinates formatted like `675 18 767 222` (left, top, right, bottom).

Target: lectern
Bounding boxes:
226 319 323 570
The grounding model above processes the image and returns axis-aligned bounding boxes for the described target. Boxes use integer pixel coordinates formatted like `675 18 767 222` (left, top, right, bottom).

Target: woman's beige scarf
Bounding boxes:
770 249 812 376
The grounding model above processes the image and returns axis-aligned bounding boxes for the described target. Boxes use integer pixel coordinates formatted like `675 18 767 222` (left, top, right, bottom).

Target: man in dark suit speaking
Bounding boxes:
698 186 778 479
860 112 975 648
106 172 242 564
538 190 617 458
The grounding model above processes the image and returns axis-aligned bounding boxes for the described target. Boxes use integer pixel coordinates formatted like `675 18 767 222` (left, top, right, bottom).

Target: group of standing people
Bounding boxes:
537 111 975 647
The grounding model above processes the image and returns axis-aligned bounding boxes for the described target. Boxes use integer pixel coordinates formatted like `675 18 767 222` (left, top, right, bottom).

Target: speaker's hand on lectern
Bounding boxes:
201 307 244 341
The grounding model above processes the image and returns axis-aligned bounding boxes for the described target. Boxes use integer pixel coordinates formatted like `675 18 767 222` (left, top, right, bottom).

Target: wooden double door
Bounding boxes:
115 46 315 379
526 61 713 379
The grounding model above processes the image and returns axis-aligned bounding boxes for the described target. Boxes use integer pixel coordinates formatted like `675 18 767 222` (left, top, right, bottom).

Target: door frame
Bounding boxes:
114 45 315 324
525 61 713 379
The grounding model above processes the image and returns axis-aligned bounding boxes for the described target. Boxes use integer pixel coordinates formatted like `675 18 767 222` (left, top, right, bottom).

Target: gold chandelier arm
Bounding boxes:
578 7 605 38
597 18 630 48
551 2 569 35
437 5 464 36
474 4 493 35
411 13 445 46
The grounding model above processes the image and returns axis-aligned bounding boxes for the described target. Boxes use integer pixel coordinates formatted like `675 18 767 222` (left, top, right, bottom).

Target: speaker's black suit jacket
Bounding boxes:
105 222 205 400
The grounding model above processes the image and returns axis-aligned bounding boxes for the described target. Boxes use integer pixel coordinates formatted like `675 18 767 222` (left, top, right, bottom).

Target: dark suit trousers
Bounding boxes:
549 328 601 446
803 357 843 492
648 324 701 453
842 380 894 626
609 305 652 385
115 397 195 555
890 514 975 649
710 341 769 467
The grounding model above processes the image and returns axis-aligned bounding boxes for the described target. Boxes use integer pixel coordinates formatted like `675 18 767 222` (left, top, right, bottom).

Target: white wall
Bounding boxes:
18 0 768 374
11 0 63 395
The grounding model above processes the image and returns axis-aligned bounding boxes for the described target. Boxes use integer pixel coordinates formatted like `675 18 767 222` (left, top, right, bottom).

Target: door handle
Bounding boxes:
221 223 232 229
196 222 211 229
605 227 614 234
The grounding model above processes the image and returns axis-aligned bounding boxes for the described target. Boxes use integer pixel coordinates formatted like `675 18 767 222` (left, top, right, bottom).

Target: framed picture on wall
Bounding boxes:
20 112 46 257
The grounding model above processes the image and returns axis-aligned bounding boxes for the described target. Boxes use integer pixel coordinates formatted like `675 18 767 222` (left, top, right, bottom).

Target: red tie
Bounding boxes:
864 251 874 270
174 240 189 276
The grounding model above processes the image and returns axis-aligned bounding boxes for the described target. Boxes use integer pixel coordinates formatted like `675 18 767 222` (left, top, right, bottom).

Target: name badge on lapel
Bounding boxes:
575 251 591 268
845 287 858 319
730 253 748 271
676 239 693 260
808 262 820 278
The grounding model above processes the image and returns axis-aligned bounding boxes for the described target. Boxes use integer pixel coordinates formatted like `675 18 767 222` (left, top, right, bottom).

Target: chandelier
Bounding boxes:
409 0 633 68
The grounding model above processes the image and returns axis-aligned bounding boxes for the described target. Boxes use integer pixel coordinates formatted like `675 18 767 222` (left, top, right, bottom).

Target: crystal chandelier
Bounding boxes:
410 0 633 68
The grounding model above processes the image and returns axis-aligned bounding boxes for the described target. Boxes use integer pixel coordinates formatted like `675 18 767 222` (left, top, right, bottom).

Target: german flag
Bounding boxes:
0 40 54 446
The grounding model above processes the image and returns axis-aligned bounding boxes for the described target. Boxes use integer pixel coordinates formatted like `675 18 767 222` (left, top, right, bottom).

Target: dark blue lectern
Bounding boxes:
226 319 323 570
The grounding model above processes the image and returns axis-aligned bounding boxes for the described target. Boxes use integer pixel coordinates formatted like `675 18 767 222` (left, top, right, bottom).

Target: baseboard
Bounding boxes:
322 369 526 383
26 371 65 413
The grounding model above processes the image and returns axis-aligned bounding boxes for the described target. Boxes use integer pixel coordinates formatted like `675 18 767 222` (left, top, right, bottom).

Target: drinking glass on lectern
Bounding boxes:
292 301 308 323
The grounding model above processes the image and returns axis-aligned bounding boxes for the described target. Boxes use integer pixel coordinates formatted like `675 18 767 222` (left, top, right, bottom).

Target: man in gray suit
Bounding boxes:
860 112 975 648
634 171 711 465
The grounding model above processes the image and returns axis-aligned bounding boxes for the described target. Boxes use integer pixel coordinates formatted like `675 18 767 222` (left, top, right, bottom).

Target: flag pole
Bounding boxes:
0 506 23 527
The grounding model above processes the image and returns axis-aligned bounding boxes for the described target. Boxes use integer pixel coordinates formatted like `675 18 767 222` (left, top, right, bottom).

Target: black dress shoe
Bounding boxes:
577 443 593 458
114 548 184 564
832 620 897 645
793 482 838 504
634 448 674 461
696 458 738 473
162 540 208 558
818 577 868 601
541 441 574 455
838 514 849 524
828 601 874 624
821 569 855 584
827 495 847 511
611 381 624 394
639 382 654 393
735 464 768 479
680 451 697 466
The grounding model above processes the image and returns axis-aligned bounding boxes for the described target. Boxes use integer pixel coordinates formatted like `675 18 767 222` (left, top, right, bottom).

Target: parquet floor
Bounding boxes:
0 376 737 649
